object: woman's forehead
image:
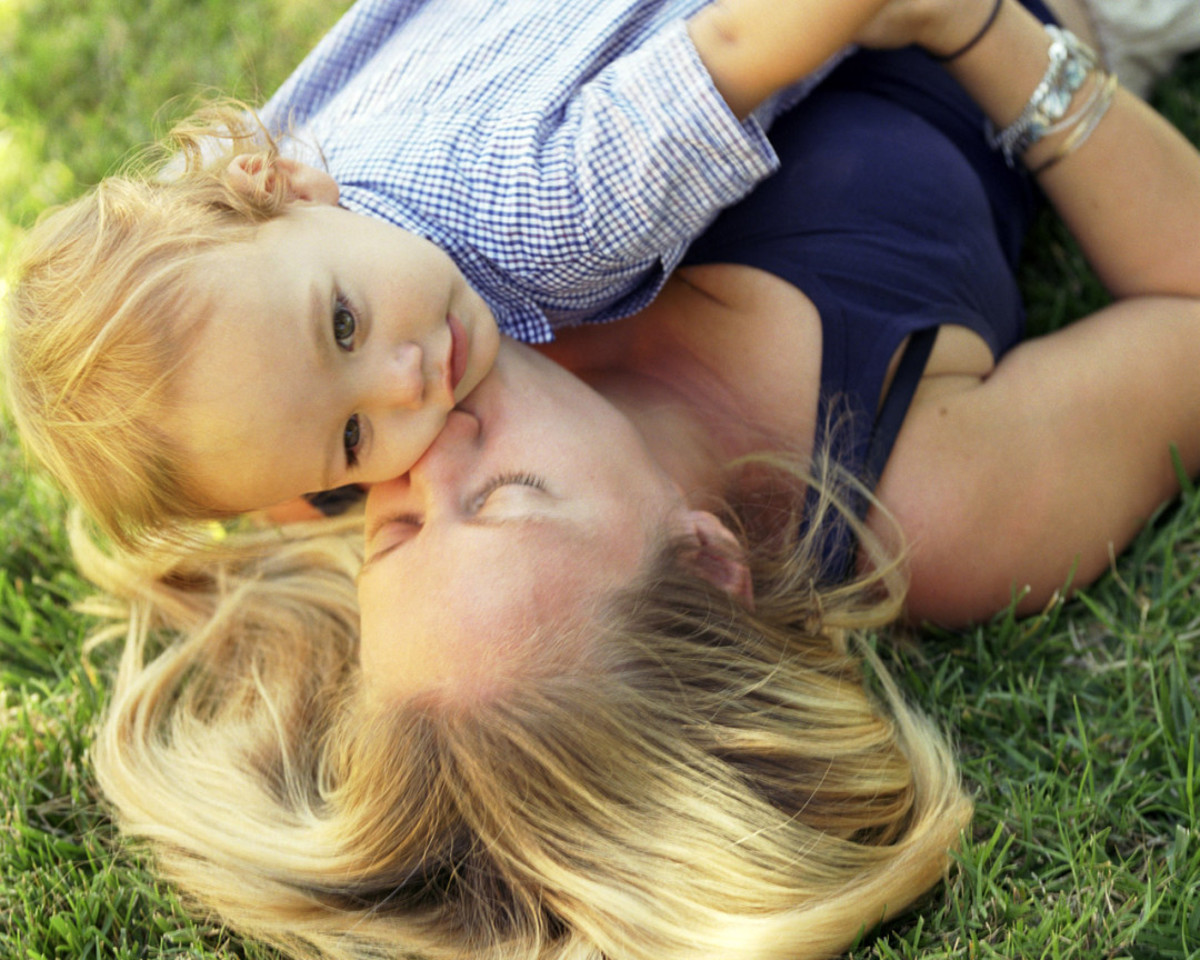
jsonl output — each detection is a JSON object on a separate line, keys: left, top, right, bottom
{"left": 358, "top": 511, "right": 656, "bottom": 701}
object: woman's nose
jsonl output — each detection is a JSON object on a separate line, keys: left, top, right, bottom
{"left": 368, "top": 410, "right": 480, "bottom": 511}
{"left": 364, "top": 342, "right": 425, "bottom": 411}
{"left": 408, "top": 409, "right": 478, "bottom": 479}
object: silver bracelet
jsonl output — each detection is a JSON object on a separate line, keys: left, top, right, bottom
{"left": 986, "top": 25, "right": 1099, "bottom": 167}
{"left": 1029, "top": 70, "right": 1118, "bottom": 175}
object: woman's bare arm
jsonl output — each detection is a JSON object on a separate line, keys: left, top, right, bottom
{"left": 866, "top": 0, "right": 1200, "bottom": 624}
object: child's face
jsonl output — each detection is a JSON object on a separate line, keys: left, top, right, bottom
{"left": 168, "top": 203, "right": 500, "bottom": 513}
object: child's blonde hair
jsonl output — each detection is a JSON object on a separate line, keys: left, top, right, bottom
{"left": 3, "top": 103, "right": 295, "bottom": 549}
{"left": 78, "top": 456, "right": 970, "bottom": 960}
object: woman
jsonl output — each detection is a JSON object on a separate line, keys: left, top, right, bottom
{"left": 80, "top": 0, "right": 1200, "bottom": 957}
{"left": 354, "top": 0, "right": 1200, "bottom": 642}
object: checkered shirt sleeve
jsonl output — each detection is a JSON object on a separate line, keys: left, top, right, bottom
{"left": 263, "top": 0, "right": 840, "bottom": 341}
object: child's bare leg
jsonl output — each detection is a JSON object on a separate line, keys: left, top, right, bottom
{"left": 874, "top": 296, "right": 1200, "bottom": 626}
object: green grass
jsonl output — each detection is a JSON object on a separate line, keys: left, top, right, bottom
{"left": 1, "top": 1, "right": 1199, "bottom": 957}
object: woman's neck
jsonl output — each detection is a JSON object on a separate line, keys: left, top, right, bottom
{"left": 536, "top": 265, "right": 822, "bottom": 500}
{"left": 579, "top": 364, "right": 732, "bottom": 504}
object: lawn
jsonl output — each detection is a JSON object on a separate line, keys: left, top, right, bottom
{"left": 1, "top": 0, "right": 1198, "bottom": 957}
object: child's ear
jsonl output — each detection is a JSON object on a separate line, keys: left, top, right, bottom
{"left": 276, "top": 157, "right": 340, "bottom": 205}
{"left": 226, "top": 155, "right": 339, "bottom": 205}
{"left": 681, "top": 509, "right": 755, "bottom": 610}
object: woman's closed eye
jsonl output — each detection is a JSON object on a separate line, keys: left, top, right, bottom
{"left": 373, "top": 473, "right": 547, "bottom": 537}
{"left": 364, "top": 474, "right": 549, "bottom": 566}
{"left": 471, "top": 472, "right": 548, "bottom": 511}
{"left": 365, "top": 510, "right": 423, "bottom": 561}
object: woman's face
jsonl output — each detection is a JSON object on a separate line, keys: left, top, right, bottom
{"left": 357, "top": 338, "right": 690, "bottom": 701}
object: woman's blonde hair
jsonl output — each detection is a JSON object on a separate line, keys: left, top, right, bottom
{"left": 79, "top": 455, "right": 970, "bottom": 960}
{"left": 3, "top": 102, "right": 296, "bottom": 550}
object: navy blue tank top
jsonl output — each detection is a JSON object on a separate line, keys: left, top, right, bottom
{"left": 312, "top": 1, "right": 1055, "bottom": 525}
{"left": 681, "top": 1, "right": 1055, "bottom": 573}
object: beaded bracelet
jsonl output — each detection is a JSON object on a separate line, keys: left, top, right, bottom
{"left": 1029, "top": 70, "right": 1118, "bottom": 175}
{"left": 985, "top": 25, "right": 1099, "bottom": 167}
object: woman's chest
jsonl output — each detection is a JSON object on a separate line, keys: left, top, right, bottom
{"left": 665, "top": 264, "right": 824, "bottom": 461}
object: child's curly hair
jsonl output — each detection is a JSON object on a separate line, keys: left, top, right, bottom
{"left": 3, "top": 102, "right": 298, "bottom": 549}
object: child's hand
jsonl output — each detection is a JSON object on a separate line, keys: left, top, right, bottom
{"left": 855, "top": 0, "right": 1000, "bottom": 57}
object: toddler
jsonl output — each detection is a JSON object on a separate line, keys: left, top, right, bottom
{"left": 4, "top": 0, "right": 883, "bottom": 546}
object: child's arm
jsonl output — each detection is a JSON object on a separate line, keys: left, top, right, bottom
{"left": 687, "top": 0, "right": 890, "bottom": 118}
{"left": 258, "top": 0, "right": 893, "bottom": 334}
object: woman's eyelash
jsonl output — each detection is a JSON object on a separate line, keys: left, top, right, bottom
{"left": 474, "top": 472, "right": 546, "bottom": 505}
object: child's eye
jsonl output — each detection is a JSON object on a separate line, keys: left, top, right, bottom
{"left": 343, "top": 414, "right": 361, "bottom": 467}
{"left": 333, "top": 296, "right": 356, "bottom": 351}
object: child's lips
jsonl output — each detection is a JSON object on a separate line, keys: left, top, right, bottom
{"left": 447, "top": 314, "right": 468, "bottom": 395}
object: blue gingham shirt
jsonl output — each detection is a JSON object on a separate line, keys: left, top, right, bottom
{"left": 262, "top": 0, "right": 843, "bottom": 342}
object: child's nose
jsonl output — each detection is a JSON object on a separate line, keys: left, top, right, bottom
{"left": 367, "top": 342, "right": 426, "bottom": 411}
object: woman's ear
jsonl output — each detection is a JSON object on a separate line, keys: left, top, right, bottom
{"left": 682, "top": 510, "right": 755, "bottom": 610}
{"left": 225, "top": 155, "right": 340, "bottom": 205}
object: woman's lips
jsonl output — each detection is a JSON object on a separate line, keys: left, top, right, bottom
{"left": 447, "top": 313, "right": 468, "bottom": 394}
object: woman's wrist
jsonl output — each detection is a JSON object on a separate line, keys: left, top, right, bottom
{"left": 936, "top": 4, "right": 1114, "bottom": 174}
{"left": 937, "top": 0, "right": 1080, "bottom": 128}
{"left": 985, "top": 25, "right": 1103, "bottom": 165}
